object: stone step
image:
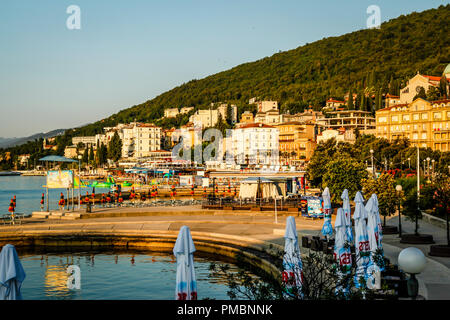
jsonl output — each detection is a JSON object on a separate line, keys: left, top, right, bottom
{"left": 32, "top": 211, "right": 49, "bottom": 219}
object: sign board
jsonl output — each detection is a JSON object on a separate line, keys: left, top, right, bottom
{"left": 47, "top": 170, "right": 74, "bottom": 189}
{"left": 307, "top": 198, "right": 323, "bottom": 218}
{"left": 179, "top": 175, "right": 193, "bottom": 186}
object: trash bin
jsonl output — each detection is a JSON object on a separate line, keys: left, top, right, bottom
{"left": 86, "top": 202, "right": 91, "bottom": 213}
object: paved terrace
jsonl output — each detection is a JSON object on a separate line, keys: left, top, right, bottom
{"left": 1, "top": 206, "right": 449, "bottom": 300}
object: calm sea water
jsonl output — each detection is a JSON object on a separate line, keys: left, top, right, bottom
{"left": 18, "top": 250, "right": 245, "bottom": 300}
{"left": 0, "top": 176, "right": 110, "bottom": 215}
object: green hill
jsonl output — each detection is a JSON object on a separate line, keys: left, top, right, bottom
{"left": 47, "top": 4, "right": 450, "bottom": 137}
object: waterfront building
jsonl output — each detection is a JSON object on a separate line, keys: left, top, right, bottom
{"left": 230, "top": 123, "right": 279, "bottom": 166}
{"left": 18, "top": 154, "right": 31, "bottom": 166}
{"left": 375, "top": 98, "right": 450, "bottom": 151}
{"left": 275, "top": 121, "right": 317, "bottom": 163}
{"left": 317, "top": 110, "right": 376, "bottom": 131}
{"left": 64, "top": 146, "right": 78, "bottom": 159}
{"left": 124, "top": 123, "right": 162, "bottom": 158}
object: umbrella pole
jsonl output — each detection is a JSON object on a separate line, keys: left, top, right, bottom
{"left": 275, "top": 197, "right": 278, "bottom": 224}
{"left": 46, "top": 185, "right": 49, "bottom": 212}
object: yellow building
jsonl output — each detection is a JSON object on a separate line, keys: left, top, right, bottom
{"left": 275, "top": 121, "right": 317, "bottom": 163}
{"left": 375, "top": 98, "right": 450, "bottom": 151}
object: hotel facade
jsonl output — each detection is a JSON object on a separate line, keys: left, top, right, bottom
{"left": 375, "top": 98, "right": 450, "bottom": 151}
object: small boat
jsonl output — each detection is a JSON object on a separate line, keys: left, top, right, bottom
{"left": 0, "top": 171, "right": 22, "bottom": 176}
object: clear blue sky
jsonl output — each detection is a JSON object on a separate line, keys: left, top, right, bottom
{"left": 0, "top": 0, "right": 446, "bottom": 138}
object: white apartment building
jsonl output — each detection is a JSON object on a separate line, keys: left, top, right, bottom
{"left": 164, "top": 108, "right": 180, "bottom": 118}
{"left": 230, "top": 123, "right": 279, "bottom": 166}
{"left": 124, "top": 123, "right": 162, "bottom": 158}
{"left": 72, "top": 122, "right": 161, "bottom": 159}
{"left": 257, "top": 101, "right": 278, "bottom": 113}
{"left": 189, "top": 104, "right": 237, "bottom": 128}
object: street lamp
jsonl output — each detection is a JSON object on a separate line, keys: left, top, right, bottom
{"left": 370, "top": 149, "right": 375, "bottom": 178}
{"left": 398, "top": 247, "right": 426, "bottom": 299}
{"left": 426, "top": 157, "right": 431, "bottom": 183}
{"left": 408, "top": 157, "right": 411, "bottom": 169}
{"left": 396, "top": 184, "right": 403, "bottom": 237}
{"left": 431, "top": 159, "right": 435, "bottom": 183}
{"left": 78, "top": 154, "right": 82, "bottom": 209}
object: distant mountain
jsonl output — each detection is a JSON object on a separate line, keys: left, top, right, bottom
{"left": 0, "top": 129, "right": 67, "bottom": 149}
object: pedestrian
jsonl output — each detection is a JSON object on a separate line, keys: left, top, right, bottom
{"left": 58, "top": 192, "right": 65, "bottom": 211}
{"left": 8, "top": 198, "right": 15, "bottom": 215}
{"left": 106, "top": 192, "right": 112, "bottom": 207}
{"left": 40, "top": 193, "right": 45, "bottom": 211}
{"left": 101, "top": 193, "right": 106, "bottom": 207}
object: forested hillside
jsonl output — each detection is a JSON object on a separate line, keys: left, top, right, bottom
{"left": 70, "top": 4, "right": 449, "bottom": 137}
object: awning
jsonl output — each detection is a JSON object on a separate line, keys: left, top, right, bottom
{"left": 39, "top": 155, "right": 77, "bottom": 163}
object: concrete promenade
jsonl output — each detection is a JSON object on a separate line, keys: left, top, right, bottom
{"left": 2, "top": 206, "right": 449, "bottom": 299}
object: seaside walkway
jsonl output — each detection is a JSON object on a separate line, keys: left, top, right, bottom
{"left": 0, "top": 206, "right": 448, "bottom": 299}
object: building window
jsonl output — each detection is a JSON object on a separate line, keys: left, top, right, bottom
{"left": 433, "top": 112, "right": 442, "bottom": 120}
{"left": 421, "top": 133, "right": 427, "bottom": 139}
{"left": 421, "top": 113, "right": 428, "bottom": 120}
{"left": 413, "top": 114, "right": 419, "bottom": 121}
{"left": 402, "top": 115, "right": 410, "bottom": 121}
{"left": 391, "top": 116, "right": 399, "bottom": 122}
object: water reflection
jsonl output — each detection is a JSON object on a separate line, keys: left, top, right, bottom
{"left": 17, "top": 250, "right": 256, "bottom": 300}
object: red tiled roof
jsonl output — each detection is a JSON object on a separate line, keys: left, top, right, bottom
{"left": 377, "top": 104, "right": 409, "bottom": 112}
{"left": 327, "top": 99, "right": 345, "bottom": 103}
{"left": 431, "top": 99, "right": 450, "bottom": 104}
{"left": 385, "top": 94, "right": 399, "bottom": 98}
{"left": 237, "top": 123, "right": 276, "bottom": 129}
{"left": 423, "top": 75, "right": 450, "bottom": 82}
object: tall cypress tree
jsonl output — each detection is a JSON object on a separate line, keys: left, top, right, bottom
{"left": 374, "top": 88, "right": 381, "bottom": 111}
{"left": 347, "top": 88, "right": 354, "bottom": 110}
{"left": 82, "top": 147, "right": 89, "bottom": 164}
{"left": 89, "top": 145, "right": 94, "bottom": 163}
{"left": 440, "top": 75, "right": 448, "bottom": 98}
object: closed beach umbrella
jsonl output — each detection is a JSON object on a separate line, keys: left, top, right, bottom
{"left": 365, "top": 194, "right": 384, "bottom": 272}
{"left": 341, "top": 189, "right": 353, "bottom": 243}
{"left": 334, "top": 208, "right": 352, "bottom": 295}
{"left": 352, "top": 191, "right": 370, "bottom": 287}
{"left": 321, "top": 187, "right": 333, "bottom": 239}
{"left": 282, "top": 216, "right": 303, "bottom": 298}
{"left": 173, "top": 226, "right": 197, "bottom": 300}
{"left": 0, "top": 244, "right": 26, "bottom": 300}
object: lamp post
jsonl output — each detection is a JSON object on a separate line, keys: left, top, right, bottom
{"left": 78, "top": 155, "right": 82, "bottom": 209}
{"left": 431, "top": 159, "right": 435, "bottom": 183}
{"left": 408, "top": 157, "right": 411, "bottom": 169}
{"left": 370, "top": 149, "right": 375, "bottom": 178}
{"left": 398, "top": 247, "right": 426, "bottom": 299}
{"left": 426, "top": 157, "right": 430, "bottom": 183}
{"left": 396, "top": 184, "right": 403, "bottom": 237}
